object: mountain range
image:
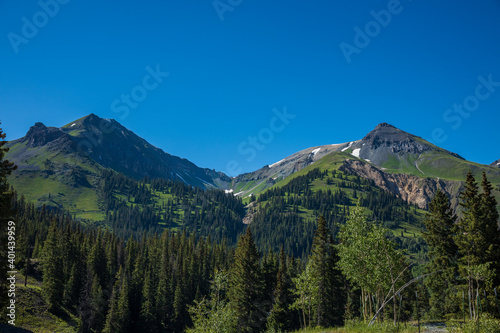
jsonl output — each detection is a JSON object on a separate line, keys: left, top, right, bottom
{"left": 5, "top": 114, "right": 500, "bottom": 220}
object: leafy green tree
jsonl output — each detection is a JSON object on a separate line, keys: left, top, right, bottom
{"left": 337, "top": 206, "right": 406, "bottom": 324}
{"left": 422, "top": 190, "right": 458, "bottom": 318}
{"left": 187, "top": 269, "right": 237, "bottom": 333}
{"left": 228, "top": 227, "right": 266, "bottom": 332}
{"left": 290, "top": 261, "right": 318, "bottom": 329}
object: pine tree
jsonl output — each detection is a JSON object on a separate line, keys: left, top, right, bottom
{"left": 422, "top": 190, "right": 458, "bottom": 318}
{"left": 173, "top": 280, "right": 187, "bottom": 332}
{"left": 455, "top": 172, "right": 482, "bottom": 264}
{"left": 0, "top": 123, "right": 17, "bottom": 320}
{"left": 266, "top": 246, "right": 294, "bottom": 332}
{"left": 89, "top": 272, "right": 108, "bottom": 332}
{"left": 42, "top": 220, "right": 64, "bottom": 313}
{"left": 229, "top": 227, "right": 266, "bottom": 332}
{"left": 454, "top": 171, "right": 493, "bottom": 318}
{"left": 139, "top": 269, "right": 158, "bottom": 332}
{"left": 309, "top": 216, "right": 344, "bottom": 327}
{"left": 479, "top": 172, "right": 500, "bottom": 285}
{"left": 104, "top": 266, "right": 130, "bottom": 333}
{"left": 156, "top": 252, "right": 172, "bottom": 330}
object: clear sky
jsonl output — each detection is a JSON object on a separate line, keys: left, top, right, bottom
{"left": 1, "top": 0, "right": 499, "bottom": 176}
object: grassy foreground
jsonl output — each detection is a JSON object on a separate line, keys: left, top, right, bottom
{"left": 9, "top": 273, "right": 79, "bottom": 333}
{"left": 290, "top": 320, "right": 419, "bottom": 333}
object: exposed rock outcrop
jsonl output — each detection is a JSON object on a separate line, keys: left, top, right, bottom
{"left": 339, "top": 159, "right": 463, "bottom": 210}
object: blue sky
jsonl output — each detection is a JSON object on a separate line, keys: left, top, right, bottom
{"left": 1, "top": 0, "right": 499, "bottom": 176}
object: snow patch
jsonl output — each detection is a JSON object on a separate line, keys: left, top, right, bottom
{"left": 341, "top": 142, "right": 353, "bottom": 152}
{"left": 176, "top": 173, "right": 187, "bottom": 183}
{"left": 70, "top": 123, "right": 76, "bottom": 127}
{"left": 104, "top": 118, "right": 111, "bottom": 122}
{"left": 311, "top": 148, "right": 321, "bottom": 155}
{"left": 225, "top": 189, "right": 234, "bottom": 194}
{"left": 234, "top": 191, "right": 244, "bottom": 196}
{"left": 269, "top": 158, "right": 285, "bottom": 168}
{"left": 365, "top": 159, "right": 371, "bottom": 162}
{"left": 497, "top": 162, "right": 500, "bottom": 166}
{"left": 196, "top": 177, "right": 210, "bottom": 185}
{"left": 351, "top": 148, "right": 361, "bottom": 158}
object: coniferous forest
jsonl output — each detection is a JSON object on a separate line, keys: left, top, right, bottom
{"left": 1, "top": 125, "right": 500, "bottom": 332}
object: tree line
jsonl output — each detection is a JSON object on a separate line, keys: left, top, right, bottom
{"left": 2, "top": 123, "right": 500, "bottom": 332}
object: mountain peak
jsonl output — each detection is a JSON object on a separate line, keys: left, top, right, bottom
{"left": 375, "top": 122, "right": 397, "bottom": 129}
{"left": 362, "top": 122, "right": 410, "bottom": 148}
{"left": 23, "top": 122, "right": 67, "bottom": 148}
{"left": 61, "top": 113, "right": 116, "bottom": 132}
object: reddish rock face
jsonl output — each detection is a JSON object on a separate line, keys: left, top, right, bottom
{"left": 339, "top": 159, "right": 463, "bottom": 210}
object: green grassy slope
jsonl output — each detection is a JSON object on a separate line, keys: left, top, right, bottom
{"left": 6, "top": 140, "right": 105, "bottom": 220}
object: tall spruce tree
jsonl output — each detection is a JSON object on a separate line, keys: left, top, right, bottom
{"left": 423, "top": 190, "right": 458, "bottom": 318}
{"left": 0, "top": 123, "right": 16, "bottom": 320}
{"left": 104, "top": 266, "right": 131, "bottom": 333}
{"left": 455, "top": 172, "right": 482, "bottom": 265}
{"left": 228, "top": 227, "right": 266, "bottom": 333}
{"left": 42, "top": 220, "right": 64, "bottom": 312}
{"left": 309, "top": 216, "right": 345, "bottom": 327}
{"left": 454, "top": 171, "right": 493, "bottom": 318}
{"left": 266, "top": 246, "right": 294, "bottom": 332}
{"left": 479, "top": 172, "right": 500, "bottom": 286}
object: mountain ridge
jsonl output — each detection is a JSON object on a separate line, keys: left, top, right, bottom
{"left": 5, "top": 115, "right": 500, "bottom": 218}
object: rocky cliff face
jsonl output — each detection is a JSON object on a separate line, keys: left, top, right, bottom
{"left": 23, "top": 122, "right": 74, "bottom": 150}
{"left": 352, "top": 122, "right": 464, "bottom": 166}
{"left": 492, "top": 159, "right": 500, "bottom": 168}
{"left": 339, "top": 159, "right": 463, "bottom": 210}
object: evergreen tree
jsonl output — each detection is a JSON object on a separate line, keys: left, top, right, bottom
{"left": 308, "top": 216, "right": 345, "bottom": 327}
{"left": 0, "top": 123, "right": 16, "bottom": 320}
{"left": 229, "top": 227, "right": 266, "bottom": 332}
{"left": 42, "top": 220, "right": 64, "bottom": 312}
{"left": 422, "top": 190, "right": 458, "bottom": 318}
{"left": 454, "top": 171, "right": 497, "bottom": 318}
{"left": 104, "top": 266, "right": 130, "bottom": 333}
{"left": 173, "top": 280, "right": 187, "bottom": 332}
{"left": 139, "top": 269, "right": 158, "bottom": 332}
{"left": 479, "top": 172, "right": 500, "bottom": 286}
{"left": 156, "top": 252, "right": 172, "bottom": 330}
{"left": 266, "top": 246, "right": 294, "bottom": 332}
{"left": 455, "top": 172, "right": 482, "bottom": 265}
